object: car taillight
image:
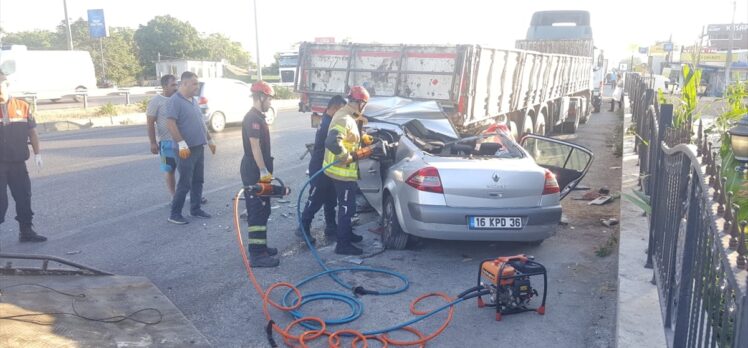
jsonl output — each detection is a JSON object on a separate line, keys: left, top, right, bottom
{"left": 406, "top": 167, "right": 444, "bottom": 193}
{"left": 543, "top": 170, "right": 560, "bottom": 195}
{"left": 199, "top": 97, "right": 208, "bottom": 105}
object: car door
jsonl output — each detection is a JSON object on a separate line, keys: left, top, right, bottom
{"left": 520, "top": 134, "right": 593, "bottom": 200}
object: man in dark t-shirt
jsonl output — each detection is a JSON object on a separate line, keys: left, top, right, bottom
{"left": 241, "top": 81, "right": 279, "bottom": 268}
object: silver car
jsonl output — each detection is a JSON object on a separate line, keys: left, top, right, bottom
{"left": 358, "top": 97, "right": 593, "bottom": 249}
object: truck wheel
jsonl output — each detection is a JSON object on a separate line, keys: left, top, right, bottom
{"left": 563, "top": 119, "right": 578, "bottom": 134}
{"left": 535, "top": 112, "right": 547, "bottom": 135}
{"left": 209, "top": 112, "right": 226, "bottom": 132}
{"left": 522, "top": 115, "right": 534, "bottom": 138}
{"left": 383, "top": 195, "right": 408, "bottom": 250}
{"left": 508, "top": 121, "right": 519, "bottom": 140}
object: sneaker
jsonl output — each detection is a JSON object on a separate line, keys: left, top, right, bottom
{"left": 335, "top": 242, "right": 363, "bottom": 255}
{"left": 168, "top": 215, "right": 189, "bottom": 225}
{"left": 266, "top": 247, "right": 278, "bottom": 256}
{"left": 350, "top": 232, "right": 363, "bottom": 243}
{"left": 249, "top": 252, "right": 280, "bottom": 268}
{"left": 191, "top": 209, "right": 212, "bottom": 219}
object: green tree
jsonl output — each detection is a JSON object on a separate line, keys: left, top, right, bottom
{"left": 134, "top": 16, "right": 203, "bottom": 77}
{"left": 1, "top": 29, "right": 58, "bottom": 49}
{"left": 53, "top": 18, "right": 141, "bottom": 86}
{"left": 196, "top": 33, "right": 252, "bottom": 67}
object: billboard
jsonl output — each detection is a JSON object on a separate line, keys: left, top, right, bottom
{"left": 87, "top": 9, "right": 108, "bottom": 39}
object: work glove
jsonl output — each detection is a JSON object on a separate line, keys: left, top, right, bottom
{"left": 208, "top": 139, "right": 216, "bottom": 155}
{"left": 260, "top": 168, "right": 273, "bottom": 183}
{"left": 178, "top": 141, "right": 191, "bottom": 159}
{"left": 361, "top": 134, "right": 374, "bottom": 146}
{"left": 150, "top": 142, "right": 159, "bottom": 155}
{"left": 34, "top": 154, "right": 43, "bottom": 170}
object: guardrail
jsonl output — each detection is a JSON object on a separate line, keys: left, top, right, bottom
{"left": 625, "top": 72, "right": 748, "bottom": 347}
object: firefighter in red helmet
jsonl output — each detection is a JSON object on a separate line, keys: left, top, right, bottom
{"left": 242, "top": 81, "right": 280, "bottom": 267}
{"left": 322, "top": 85, "right": 372, "bottom": 255}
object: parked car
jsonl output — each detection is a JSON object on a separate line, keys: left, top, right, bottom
{"left": 357, "top": 97, "right": 593, "bottom": 249}
{"left": 197, "top": 78, "right": 276, "bottom": 132}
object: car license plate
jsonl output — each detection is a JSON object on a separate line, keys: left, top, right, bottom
{"left": 468, "top": 216, "right": 523, "bottom": 229}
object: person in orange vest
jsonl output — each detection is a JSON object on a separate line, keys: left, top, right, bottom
{"left": 0, "top": 71, "right": 46, "bottom": 242}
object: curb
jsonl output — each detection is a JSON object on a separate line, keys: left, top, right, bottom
{"left": 616, "top": 103, "right": 667, "bottom": 348}
{"left": 36, "top": 100, "right": 301, "bottom": 135}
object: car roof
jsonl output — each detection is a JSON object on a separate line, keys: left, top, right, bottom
{"left": 364, "top": 97, "right": 459, "bottom": 139}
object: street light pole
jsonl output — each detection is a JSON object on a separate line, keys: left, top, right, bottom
{"left": 63, "top": 0, "right": 74, "bottom": 50}
{"left": 725, "top": 0, "right": 736, "bottom": 89}
{"left": 253, "top": 0, "right": 262, "bottom": 81}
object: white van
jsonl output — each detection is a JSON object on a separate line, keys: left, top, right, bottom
{"left": 0, "top": 45, "right": 97, "bottom": 102}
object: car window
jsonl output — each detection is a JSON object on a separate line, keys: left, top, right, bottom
{"left": 523, "top": 137, "right": 571, "bottom": 167}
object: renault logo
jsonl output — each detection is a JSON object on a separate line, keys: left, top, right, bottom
{"left": 492, "top": 173, "right": 500, "bottom": 183}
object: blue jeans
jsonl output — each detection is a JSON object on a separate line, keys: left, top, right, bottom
{"left": 171, "top": 145, "right": 204, "bottom": 217}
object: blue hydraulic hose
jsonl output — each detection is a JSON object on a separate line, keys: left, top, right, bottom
{"left": 283, "top": 160, "right": 479, "bottom": 335}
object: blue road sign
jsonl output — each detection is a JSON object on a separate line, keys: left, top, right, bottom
{"left": 87, "top": 9, "right": 108, "bottom": 39}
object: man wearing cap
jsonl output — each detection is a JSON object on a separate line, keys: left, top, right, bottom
{"left": 0, "top": 71, "right": 46, "bottom": 242}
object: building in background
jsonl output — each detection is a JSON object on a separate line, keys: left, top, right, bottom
{"left": 155, "top": 60, "right": 223, "bottom": 80}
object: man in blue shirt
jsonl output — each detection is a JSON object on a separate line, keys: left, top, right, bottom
{"left": 297, "top": 96, "right": 346, "bottom": 244}
{"left": 165, "top": 71, "right": 216, "bottom": 224}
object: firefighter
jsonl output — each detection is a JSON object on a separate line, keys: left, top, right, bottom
{"left": 297, "top": 95, "right": 347, "bottom": 245}
{"left": 241, "top": 81, "right": 279, "bottom": 267}
{"left": 0, "top": 71, "right": 46, "bottom": 242}
{"left": 323, "top": 86, "right": 372, "bottom": 255}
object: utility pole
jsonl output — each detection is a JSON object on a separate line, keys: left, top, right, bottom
{"left": 253, "top": 0, "right": 262, "bottom": 80}
{"left": 63, "top": 0, "right": 74, "bottom": 50}
{"left": 725, "top": 0, "right": 736, "bottom": 89}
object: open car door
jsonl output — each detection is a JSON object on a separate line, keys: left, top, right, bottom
{"left": 520, "top": 135, "right": 594, "bottom": 200}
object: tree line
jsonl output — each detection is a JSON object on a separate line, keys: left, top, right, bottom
{"left": 1, "top": 15, "right": 253, "bottom": 86}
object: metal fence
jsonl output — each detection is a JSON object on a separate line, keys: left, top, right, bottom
{"left": 625, "top": 72, "right": 748, "bottom": 348}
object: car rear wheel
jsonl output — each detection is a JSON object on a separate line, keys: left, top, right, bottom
{"left": 73, "top": 86, "right": 87, "bottom": 103}
{"left": 209, "top": 111, "right": 226, "bottom": 132}
{"left": 383, "top": 195, "right": 408, "bottom": 250}
{"left": 266, "top": 106, "right": 276, "bottom": 125}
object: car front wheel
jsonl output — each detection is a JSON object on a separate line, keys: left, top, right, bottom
{"left": 382, "top": 195, "right": 408, "bottom": 250}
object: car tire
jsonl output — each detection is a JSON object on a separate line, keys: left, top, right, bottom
{"left": 209, "top": 111, "right": 226, "bottom": 132}
{"left": 382, "top": 195, "right": 408, "bottom": 250}
{"left": 266, "top": 106, "right": 276, "bottom": 125}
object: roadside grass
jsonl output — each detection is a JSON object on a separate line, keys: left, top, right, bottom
{"left": 595, "top": 234, "right": 618, "bottom": 257}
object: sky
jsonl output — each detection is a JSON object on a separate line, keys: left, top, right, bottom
{"left": 1, "top": 0, "right": 747, "bottom": 66}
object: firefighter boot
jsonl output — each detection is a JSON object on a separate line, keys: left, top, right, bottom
{"left": 249, "top": 250, "right": 280, "bottom": 268}
{"left": 19, "top": 224, "right": 47, "bottom": 243}
{"left": 334, "top": 242, "right": 363, "bottom": 256}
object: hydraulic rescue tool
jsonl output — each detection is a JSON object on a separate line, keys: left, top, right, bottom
{"left": 244, "top": 178, "right": 291, "bottom": 198}
{"left": 475, "top": 254, "right": 547, "bottom": 321}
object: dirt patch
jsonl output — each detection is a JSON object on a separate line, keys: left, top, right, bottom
{"left": 557, "top": 108, "right": 623, "bottom": 347}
